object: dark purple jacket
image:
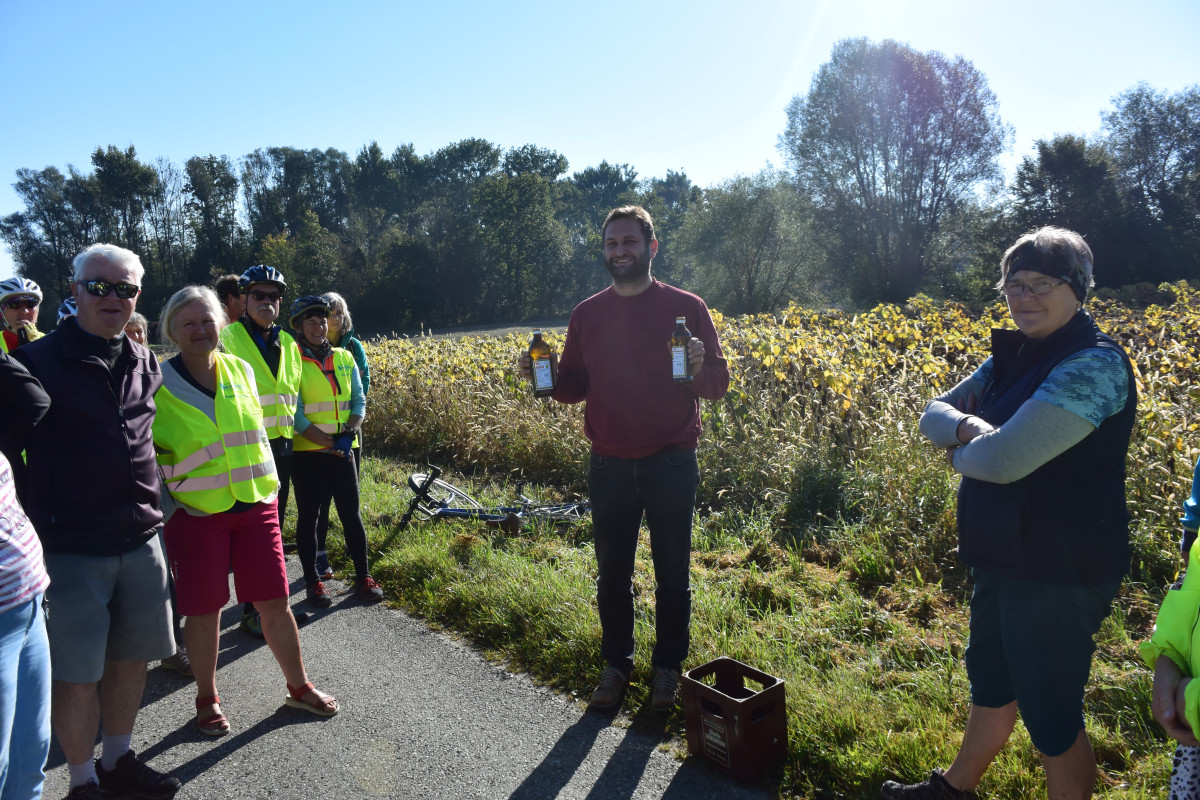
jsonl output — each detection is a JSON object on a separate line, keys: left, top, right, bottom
{"left": 13, "top": 318, "right": 163, "bottom": 555}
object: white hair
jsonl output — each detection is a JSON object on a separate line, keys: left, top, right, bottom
{"left": 72, "top": 243, "right": 146, "bottom": 284}
{"left": 322, "top": 291, "right": 354, "bottom": 336}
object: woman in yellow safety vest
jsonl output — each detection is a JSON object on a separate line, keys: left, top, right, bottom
{"left": 153, "top": 286, "right": 338, "bottom": 737}
{"left": 288, "top": 295, "right": 383, "bottom": 608}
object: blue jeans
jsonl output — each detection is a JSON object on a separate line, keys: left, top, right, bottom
{"left": 589, "top": 448, "right": 699, "bottom": 674}
{"left": 0, "top": 595, "right": 50, "bottom": 800}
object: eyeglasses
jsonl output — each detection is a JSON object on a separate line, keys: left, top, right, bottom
{"left": 3, "top": 298, "right": 38, "bottom": 310}
{"left": 84, "top": 280, "right": 140, "bottom": 299}
{"left": 1001, "top": 279, "right": 1065, "bottom": 298}
{"left": 249, "top": 290, "right": 281, "bottom": 303}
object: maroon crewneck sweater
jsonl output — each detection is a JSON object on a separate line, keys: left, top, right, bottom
{"left": 553, "top": 280, "right": 729, "bottom": 458}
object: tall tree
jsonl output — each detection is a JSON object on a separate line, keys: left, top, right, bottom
{"left": 639, "top": 170, "right": 700, "bottom": 287}
{"left": 91, "top": 145, "right": 159, "bottom": 251}
{"left": 677, "top": 170, "right": 819, "bottom": 313}
{"left": 474, "top": 172, "right": 572, "bottom": 321}
{"left": 185, "top": 155, "right": 242, "bottom": 278}
{"left": 1102, "top": 83, "right": 1200, "bottom": 280}
{"left": 1008, "top": 136, "right": 1138, "bottom": 281}
{"left": 144, "top": 157, "right": 192, "bottom": 297}
{"left": 780, "top": 38, "right": 1011, "bottom": 304}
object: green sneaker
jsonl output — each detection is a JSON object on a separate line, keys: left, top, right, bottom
{"left": 239, "top": 608, "right": 263, "bottom": 638}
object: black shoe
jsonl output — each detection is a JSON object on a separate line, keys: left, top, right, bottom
{"left": 306, "top": 580, "right": 333, "bottom": 608}
{"left": 63, "top": 780, "right": 106, "bottom": 799}
{"left": 355, "top": 575, "right": 384, "bottom": 601}
{"left": 96, "top": 750, "right": 181, "bottom": 800}
{"left": 880, "top": 769, "right": 978, "bottom": 799}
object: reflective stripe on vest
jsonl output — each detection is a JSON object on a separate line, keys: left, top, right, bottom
{"left": 294, "top": 348, "right": 355, "bottom": 453}
{"left": 219, "top": 323, "right": 302, "bottom": 441}
{"left": 152, "top": 353, "right": 279, "bottom": 513}
{"left": 166, "top": 460, "right": 276, "bottom": 494}
{"left": 158, "top": 429, "right": 271, "bottom": 480}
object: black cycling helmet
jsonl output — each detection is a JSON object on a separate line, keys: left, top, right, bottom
{"left": 238, "top": 265, "right": 287, "bottom": 293}
{"left": 288, "top": 295, "right": 331, "bottom": 331}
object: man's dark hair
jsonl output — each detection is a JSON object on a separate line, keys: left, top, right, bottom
{"left": 602, "top": 206, "right": 655, "bottom": 245}
{"left": 214, "top": 274, "right": 241, "bottom": 302}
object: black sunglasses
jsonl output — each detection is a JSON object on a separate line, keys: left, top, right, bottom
{"left": 3, "top": 298, "right": 38, "bottom": 310}
{"left": 249, "top": 289, "right": 282, "bottom": 303}
{"left": 84, "top": 280, "right": 140, "bottom": 299}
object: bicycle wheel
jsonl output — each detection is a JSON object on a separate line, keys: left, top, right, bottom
{"left": 407, "top": 473, "right": 484, "bottom": 520}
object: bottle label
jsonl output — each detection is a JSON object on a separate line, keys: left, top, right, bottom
{"left": 671, "top": 346, "right": 688, "bottom": 379}
{"left": 533, "top": 359, "right": 554, "bottom": 391}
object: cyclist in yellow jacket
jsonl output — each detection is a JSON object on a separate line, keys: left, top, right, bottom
{"left": 218, "top": 265, "right": 301, "bottom": 639}
{"left": 154, "top": 286, "right": 337, "bottom": 735}
{"left": 1144, "top": 452, "right": 1200, "bottom": 798}
{"left": 288, "top": 295, "right": 382, "bottom": 607}
{"left": 0, "top": 277, "right": 45, "bottom": 353}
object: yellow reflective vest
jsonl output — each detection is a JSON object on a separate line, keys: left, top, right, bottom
{"left": 153, "top": 353, "right": 279, "bottom": 514}
{"left": 294, "top": 348, "right": 355, "bottom": 453}
{"left": 1, "top": 325, "right": 43, "bottom": 353}
{"left": 1142, "top": 537, "right": 1200, "bottom": 738}
{"left": 219, "top": 322, "right": 302, "bottom": 440}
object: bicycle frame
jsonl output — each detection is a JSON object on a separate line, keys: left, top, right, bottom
{"left": 398, "top": 465, "right": 589, "bottom": 532}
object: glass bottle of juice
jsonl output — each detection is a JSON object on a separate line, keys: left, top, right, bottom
{"left": 529, "top": 330, "right": 556, "bottom": 397}
{"left": 670, "top": 316, "right": 692, "bottom": 383}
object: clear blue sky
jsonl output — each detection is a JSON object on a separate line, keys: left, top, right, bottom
{"left": 2, "top": 0, "right": 1197, "bottom": 280}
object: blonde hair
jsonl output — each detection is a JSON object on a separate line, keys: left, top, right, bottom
{"left": 159, "top": 286, "right": 224, "bottom": 347}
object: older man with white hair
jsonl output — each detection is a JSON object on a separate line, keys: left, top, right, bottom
{"left": 14, "top": 244, "right": 180, "bottom": 800}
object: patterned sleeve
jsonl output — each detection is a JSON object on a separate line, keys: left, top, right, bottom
{"left": 1031, "top": 347, "right": 1129, "bottom": 427}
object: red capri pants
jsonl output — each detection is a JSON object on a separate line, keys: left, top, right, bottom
{"left": 162, "top": 500, "right": 290, "bottom": 616}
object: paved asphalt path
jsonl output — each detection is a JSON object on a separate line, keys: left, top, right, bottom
{"left": 42, "top": 556, "right": 776, "bottom": 800}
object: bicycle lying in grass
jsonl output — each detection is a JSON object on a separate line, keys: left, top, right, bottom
{"left": 398, "top": 464, "right": 590, "bottom": 533}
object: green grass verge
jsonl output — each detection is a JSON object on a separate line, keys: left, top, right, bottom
{"left": 298, "top": 455, "right": 1175, "bottom": 799}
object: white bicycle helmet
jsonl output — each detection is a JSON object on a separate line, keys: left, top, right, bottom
{"left": 0, "top": 277, "right": 43, "bottom": 305}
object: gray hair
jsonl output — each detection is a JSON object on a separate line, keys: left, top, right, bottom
{"left": 125, "top": 311, "right": 148, "bottom": 331}
{"left": 996, "top": 226, "right": 1095, "bottom": 302}
{"left": 72, "top": 243, "right": 146, "bottom": 284}
{"left": 322, "top": 291, "right": 353, "bottom": 336}
{"left": 159, "top": 285, "right": 224, "bottom": 348}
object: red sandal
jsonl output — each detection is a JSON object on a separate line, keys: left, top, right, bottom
{"left": 195, "top": 694, "right": 230, "bottom": 736}
{"left": 285, "top": 682, "right": 339, "bottom": 717}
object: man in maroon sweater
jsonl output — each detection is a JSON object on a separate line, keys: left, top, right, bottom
{"left": 521, "top": 205, "right": 729, "bottom": 713}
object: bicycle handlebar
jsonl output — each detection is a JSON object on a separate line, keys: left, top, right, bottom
{"left": 398, "top": 464, "right": 442, "bottom": 530}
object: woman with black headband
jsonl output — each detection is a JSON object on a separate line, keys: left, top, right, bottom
{"left": 882, "top": 227, "right": 1136, "bottom": 800}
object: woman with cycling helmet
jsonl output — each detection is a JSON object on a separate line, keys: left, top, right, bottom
{"left": 0, "top": 277, "right": 45, "bottom": 352}
{"left": 313, "top": 292, "right": 370, "bottom": 580}
{"left": 153, "top": 285, "right": 337, "bottom": 735}
{"left": 288, "top": 295, "right": 382, "bottom": 607}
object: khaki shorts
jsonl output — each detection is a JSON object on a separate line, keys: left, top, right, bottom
{"left": 43, "top": 536, "right": 175, "bottom": 684}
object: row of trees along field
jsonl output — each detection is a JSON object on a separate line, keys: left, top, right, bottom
{"left": 3, "top": 38, "right": 1198, "bottom": 333}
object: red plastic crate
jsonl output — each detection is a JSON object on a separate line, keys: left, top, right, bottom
{"left": 681, "top": 656, "right": 787, "bottom": 782}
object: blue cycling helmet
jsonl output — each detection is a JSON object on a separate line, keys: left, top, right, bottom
{"left": 238, "top": 265, "right": 287, "bottom": 293}
{"left": 288, "top": 295, "right": 331, "bottom": 331}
